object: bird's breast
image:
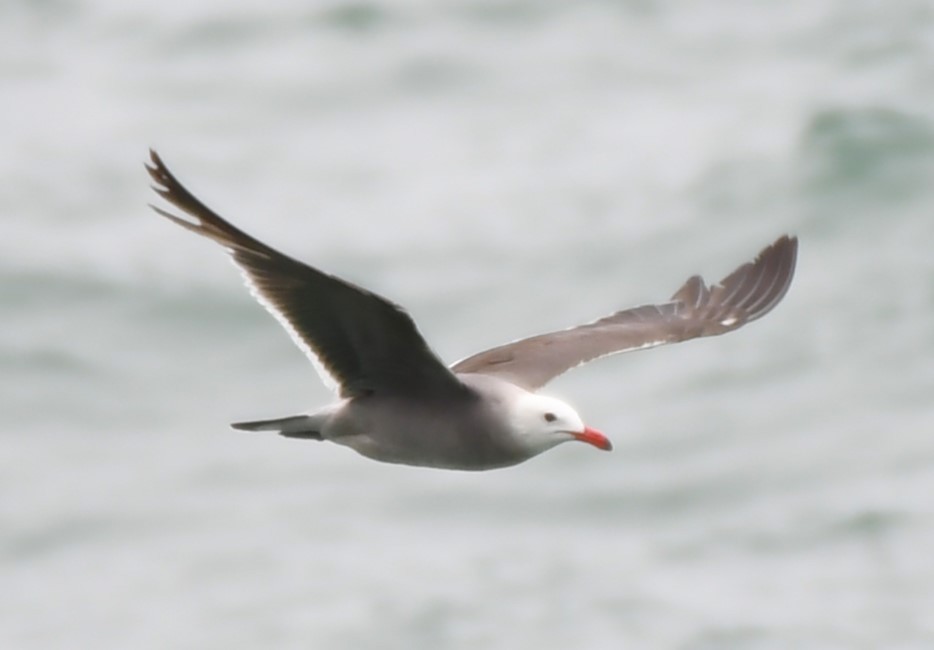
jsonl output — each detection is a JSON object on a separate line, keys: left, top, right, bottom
{"left": 325, "top": 394, "right": 527, "bottom": 470}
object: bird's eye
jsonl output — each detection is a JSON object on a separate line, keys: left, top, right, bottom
{"left": 543, "top": 412, "right": 557, "bottom": 423}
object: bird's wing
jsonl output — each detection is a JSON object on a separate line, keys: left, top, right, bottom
{"left": 146, "top": 150, "right": 469, "bottom": 400}
{"left": 452, "top": 235, "right": 798, "bottom": 391}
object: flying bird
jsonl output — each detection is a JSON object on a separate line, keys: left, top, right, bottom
{"left": 146, "top": 150, "right": 797, "bottom": 470}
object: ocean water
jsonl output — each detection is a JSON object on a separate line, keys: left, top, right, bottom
{"left": 3, "top": 1, "right": 934, "bottom": 648}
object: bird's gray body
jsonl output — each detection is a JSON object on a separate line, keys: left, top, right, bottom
{"left": 146, "top": 150, "right": 798, "bottom": 471}
{"left": 236, "top": 373, "right": 531, "bottom": 470}
{"left": 285, "top": 374, "right": 533, "bottom": 470}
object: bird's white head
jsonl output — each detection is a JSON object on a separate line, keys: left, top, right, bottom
{"left": 508, "top": 393, "right": 612, "bottom": 457}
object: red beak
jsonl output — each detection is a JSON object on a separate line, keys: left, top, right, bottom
{"left": 573, "top": 426, "right": 612, "bottom": 451}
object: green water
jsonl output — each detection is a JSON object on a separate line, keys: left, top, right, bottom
{"left": 3, "top": 1, "right": 934, "bottom": 648}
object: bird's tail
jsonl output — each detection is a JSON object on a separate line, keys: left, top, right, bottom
{"left": 231, "top": 415, "right": 323, "bottom": 440}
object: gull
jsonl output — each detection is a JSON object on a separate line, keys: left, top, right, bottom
{"left": 146, "top": 150, "right": 797, "bottom": 470}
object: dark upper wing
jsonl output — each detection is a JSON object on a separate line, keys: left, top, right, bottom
{"left": 452, "top": 235, "right": 798, "bottom": 390}
{"left": 146, "top": 150, "right": 469, "bottom": 400}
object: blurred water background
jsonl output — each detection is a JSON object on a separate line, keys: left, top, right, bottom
{"left": 3, "top": 1, "right": 934, "bottom": 648}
